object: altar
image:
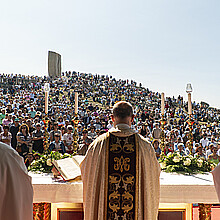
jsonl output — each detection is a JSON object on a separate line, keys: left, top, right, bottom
{"left": 31, "top": 172, "right": 219, "bottom": 220}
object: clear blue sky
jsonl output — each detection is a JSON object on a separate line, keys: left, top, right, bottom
{"left": 1, "top": 0, "right": 220, "bottom": 108}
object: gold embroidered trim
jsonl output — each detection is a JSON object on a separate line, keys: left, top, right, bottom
{"left": 106, "top": 134, "right": 137, "bottom": 219}
{"left": 104, "top": 132, "right": 110, "bottom": 220}
{"left": 135, "top": 133, "right": 139, "bottom": 220}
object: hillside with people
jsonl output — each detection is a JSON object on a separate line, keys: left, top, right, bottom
{"left": 0, "top": 71, "right": 219, "bottom": 169}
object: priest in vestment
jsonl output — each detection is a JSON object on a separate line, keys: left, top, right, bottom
{"left": 80, "top": 101, "right": 161, "bottom": 220}
{"left": 212, "top": 163, "right": 220, "bottom": 202}
{"left": 0, "top": 142, "right": 33, "bottom": 220}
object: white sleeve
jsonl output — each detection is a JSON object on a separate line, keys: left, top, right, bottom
{"left": 0, "top": 146, "right": 33, "bottom": 220}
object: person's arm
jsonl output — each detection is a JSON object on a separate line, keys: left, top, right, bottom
{"left": 17, "top": 135, "right": 26, "bottom": 145}
{"left": 2, "top": 135, "right": 11, "bottom": 144}
{"left": 32, "top": 132, "right": 43, "bottom": 141}
{"left": 32, "top": 132, "right": 39, "bottom": 141}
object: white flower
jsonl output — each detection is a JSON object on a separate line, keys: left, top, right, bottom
{"left": 183, "top": 158, "right": 191, "bottom": 166}
{"left": 46, "top": 159, "right": 53, "bottom": 166}
{"left": 160, "top": 162, "right": 166, "bottom": 169}
{"left": 167, "top": 152, "right": 172, "bottom": 157}
{"left": 31, "top": 160, "right": 36, "bottom": 165}
{"left": 173, "top": 156, "right": 180, "bottom": 163}
{"left": 197, "top": 159, "right": 203, "bottom": 168}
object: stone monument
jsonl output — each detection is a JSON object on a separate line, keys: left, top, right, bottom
{"left": 48, "top": 51, "right": 61, "bottom": 78}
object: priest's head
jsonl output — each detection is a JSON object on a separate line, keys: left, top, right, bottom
{"left": 111, "top": 101, "right": 134, "bottom": 127}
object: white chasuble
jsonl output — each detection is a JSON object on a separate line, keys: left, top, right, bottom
{"left": 0, "top": 142, "right": 33, "bottom": 220}
{"left": 212, "top": 163, "right": 220, "bottom": 202}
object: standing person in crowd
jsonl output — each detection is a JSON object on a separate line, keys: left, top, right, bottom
{"left": 32, "top": 123, "right": 44, "bottom": 153}
{"left": 9, "top": 118, "right": 20, "bottom": 149}
{"left": 0, "top": 125, "right": 12, "bottom": 147}
{"left": 152, "top": 123, "right": 162, "bottom": 140}
{"left": 16, "top": 124, "right": 31, "bottom": 158}
{"left": 80, "top": 101, "right": 161, "bottom": 220}
{"left": 139, "top": 123, "right": 151, "bottom": 139}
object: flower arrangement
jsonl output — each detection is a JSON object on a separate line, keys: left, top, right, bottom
{"left": 159, "top": 152, "right": 217, "bottom": 174}
{"left": 28, "top": 151, "right": 72, "bottom": 173}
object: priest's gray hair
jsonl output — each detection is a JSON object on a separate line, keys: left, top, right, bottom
{"left": 112, "top": 101, "right": 133, "bottom": 119}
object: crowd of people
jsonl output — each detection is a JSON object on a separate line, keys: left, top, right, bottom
{"left": 0, "top": 71, "right": 220, "bottom": 167}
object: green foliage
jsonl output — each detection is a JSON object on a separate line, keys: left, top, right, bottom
{"left": 159, "top": 152, "right": 217, "bottom": 175}
{"left": 28, "top": 151, "right": 72, "bottom": 173}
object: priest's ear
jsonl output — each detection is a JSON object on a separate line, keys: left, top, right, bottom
{"left": 110, "top": 114, "right": 134, "bottom": 124}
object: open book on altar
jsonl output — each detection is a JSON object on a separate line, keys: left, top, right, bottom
{"left": 52, "top": 155, "right": 85, "bottom": 181}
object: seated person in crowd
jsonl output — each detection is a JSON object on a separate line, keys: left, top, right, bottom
{"left": 49, "top": 133, "right": 66, "bottom": 154}
{"left": 49, "top": 122, "right": 61, "bottom": 142}
{"left": 174, "top": 137, "right": 184, "bottom": 151}
{"left": 208, "top": 146, "right": 220, "bottom": 164}
{"left": 153, "top": 139, "right": 161, "bottom": 159}
{"left": 25, "top": 153, "right": 34, "bottom": 168}
{"left": 77, "top": 129, "right": 92, "bottom": 155}
{"left": 63, "top": 125, "right": 74, "bottom": 152}
{"left": 176, "top": 143, "right": 187, "bottom": 156}
{"left": 206, "top": 143, "right": 215, "bottom": 160}
{"left": 194, "top": 144, "right": 206, "bottom": 159}
{"left": 16, "top": 124, "right": 32, "bottom": 158}
{"left": 87, "top": 126, "right": 97, "bottom": 140}
{"left": 164, "top": 142, "right": 174, "bottom": 155}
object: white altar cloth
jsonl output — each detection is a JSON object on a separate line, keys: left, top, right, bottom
{"left": 31, "top": 172, "right": 219, "bottom": 204}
